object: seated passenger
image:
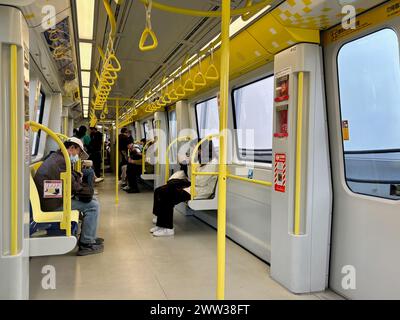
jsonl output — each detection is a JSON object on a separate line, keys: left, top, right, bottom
{"left": 33, "top": 137, "right": 104, "bottom": 256}
{"left": 151, "top": 139, "right": 218, "bottom": 237}
{"left": 142, "top": 138, "right": 155, "bottom": 174}
{"left": 124, "top": 142, "right": 143, "bottom": 193}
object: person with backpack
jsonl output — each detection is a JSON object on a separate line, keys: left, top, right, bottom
{"left": 33, "top": 137, "right": 104, "bottom": 256}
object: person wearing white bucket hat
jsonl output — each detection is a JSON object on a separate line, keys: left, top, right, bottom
{"left": 33, "top": 137, "right": 104, "bottom": 256}
{"left": 65, "top": 137, "right": 89, "bottom": 161}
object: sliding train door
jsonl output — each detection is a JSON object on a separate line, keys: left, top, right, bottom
{"left": 324, "top": 3, "right": 400, "bottom": 299}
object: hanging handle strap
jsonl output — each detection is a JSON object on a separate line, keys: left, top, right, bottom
{"left": 205, "top": 47, "right": 219, "bottom": 80}
{"left": 139, "top": 0, "right": 159, "bottom": 51}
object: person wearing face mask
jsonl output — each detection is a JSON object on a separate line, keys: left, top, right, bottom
{"left": 33, "top": 137, "right": 104, "bottom": 256}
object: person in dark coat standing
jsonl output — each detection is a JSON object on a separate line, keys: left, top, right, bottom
{"left": 89, "top": 127, "right": 103, "bottom": 178}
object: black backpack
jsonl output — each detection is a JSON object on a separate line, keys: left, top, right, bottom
{"left": 74, "top": 171, "right": 94, "bottom": 203}
{"left": 75, "top": 183, "right": 93, "bottom": 203}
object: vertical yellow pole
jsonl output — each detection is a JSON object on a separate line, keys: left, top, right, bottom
{"left": 10, "top": 45, "right": 18, "bottom": 256}
{"left": 64, "top": 116, "right": 68, "bottom": 136}
{"left": 102, "top": 125, "right": 105, "bottom": 178}
{"left": 217, "top": 0, "right": 230, "bottom": 300}
{"left": 294, "top": 72, "right": 304, "bottom": 235}
{"left": 115, "top": 100, "right": 119, "bottom": 205}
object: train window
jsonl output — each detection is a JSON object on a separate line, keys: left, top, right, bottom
{"left": 232, "top": 76, "right": 274, "bottom": 163}
{"left": 195, "top": 97, "right": 219, "bottom": 145}
{"left": 168, "top": 110, "right": 177, "bottom": 163}
{"left": 338, "top": 28, "right": 400, "bottom": 200}
{"left": 31, "top": 91, "right": 46, "bottom": 156}
{"left": 143, "top": 122, "right": 151, "bottom": 140}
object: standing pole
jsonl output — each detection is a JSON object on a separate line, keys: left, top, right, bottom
{"left": 115, "top": 99, "right": 119, "bottom": 205}
{"left": 217, "top": 0, "right": 230, "bottom": 300}
{"left": 102, "top": 125, "right": 105, "bottom": 178}
{"left": 64, "top": 116, "right": 68, "bottom": 136}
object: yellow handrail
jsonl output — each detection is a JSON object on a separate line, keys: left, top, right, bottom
{"left": 139, "top": 0, "right": 272, "bottom": 17}
{"left": 165, "top": 135, "right": 192, "bottom": 183}
{"left": 294, "top": 72, "right": 304, "bottom": 236}
{"left": 10, "top": 44, "right": 18, "bottom": 256}
{"left": 142, "top": 139, "right": 155, "bottom": 175}
{"left": 75, "top": 160, "right": 82, "bottom": 174}
{"left": 217, "top": 0, "right": 230, "bottom": 300}
{"left": 56, "top": 133, "right": 69, "bottom": 141}
{"left": 26, "top": 121, "right": 73, "bottom": 237}
{"left": 227, "top": 173, "right": 272, "bottom": 187}
{"left": 190, "top": 134, "right": 220, "bottom": 200}
{"left": 91, "top": 1, "right": 122, "bottom": 115}
{"left": 103, "top": 0, "right": 117, "bottom": 38}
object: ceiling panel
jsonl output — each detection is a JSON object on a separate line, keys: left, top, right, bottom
{"left": 112, "top": 0, "right": 220, "bottom": 98}
{"left": 90, "top": 0, "right": 245, "bottom": 108}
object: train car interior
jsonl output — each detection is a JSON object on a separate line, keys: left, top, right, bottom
{"left": 0, "top": 0, "right": 399, "bottom": 300}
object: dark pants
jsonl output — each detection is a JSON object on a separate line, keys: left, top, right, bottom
{"left": 127, "top": 163, "right": 141, "bottom": 191}
{"left": 119, "top": 151, "right": 127, "bottom": 179}
{"left": 90, "top": 151, "right": 102, "bottom": 177}
{"left": 153, "top": 179, "right": 191, "bottom": 229}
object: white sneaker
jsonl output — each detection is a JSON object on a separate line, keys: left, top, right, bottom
{"left": 150, "top": 226, "right": 161, "bottom": 233}
{"left": 152, "top": 215, "right": 157, "bottom": 224}
{"left": 95, "top": 177, "right": 104, "bottom": 183}
{"left": 123, "top": 186, "right": 130, "bottom": 191}
{"left": 153, "top": 228, "right": 175, "bottom": 237}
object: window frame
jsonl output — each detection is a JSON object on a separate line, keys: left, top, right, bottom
{"left": 336, "top": 27, "right": 400, "bottom": 201}
{"left": 231, "top": 75, "right": 274, "bottom": 164}
{"left": 32, "top": 90, "right": 46, "bottom": 157}
{"left": 194, "top": 96, "right": 218, "bottom": 139}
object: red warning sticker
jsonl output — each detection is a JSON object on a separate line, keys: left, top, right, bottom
{"left": 274, "top": 153, "right": 286, "bottom": 193}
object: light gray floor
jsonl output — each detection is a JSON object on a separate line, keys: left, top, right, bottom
{"left": 29, "top": 176, "right": 342, "bottom": 300}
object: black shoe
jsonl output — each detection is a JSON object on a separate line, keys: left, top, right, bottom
{"left": 125, "top": 188, "right": 140, "bottom": 193}
{"left": 77, "top": 243, "right": 104, "bottom": 256}
{"left": 95, "top": 237, "right": 104, "bottom": 245}
{"left": 78, "top": 238, "right": 104, "bottom": 246}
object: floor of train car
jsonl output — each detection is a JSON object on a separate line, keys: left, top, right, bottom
{"left": 29, "top": 175, "right": 341, "bottom": 300}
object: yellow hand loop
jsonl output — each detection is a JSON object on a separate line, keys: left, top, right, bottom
{"left": 157, "top": 97, "right": 166, "bottom": 107}
{"left": 163, "top": 93, "right": 172, "bottom": 104}
{"left": 184, "top": 78, "right": 195, "bottom": 92}
{"left": 169, "top": 89, "right": 179, "bottom": 100}
{"left": 105, "top": 54, "right": 122, "bottom": 72}
{"left": 175, "top": 83, "right": 186, "bottom": 97}
{"left": 205, "top": 64, "right": 219, "bottom": 80}
{"left": 139, "top": 27, "right": 159, "bottom": 51}
{"left": 194, "top": 71, "right": 207, "bottom": 87}
{"left": 139, "top": 0, "right": 158, "bottom": 52}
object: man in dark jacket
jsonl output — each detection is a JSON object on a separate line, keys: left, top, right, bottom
{"left": 89, "top": 127, "right": 103, "bottom": 178}
{"left": 34, "top": 137, "right": 104, "bottom": 256}
{"left": 118, "top": 128, "right": 129, "bottom": 179}
{"left": 124, "top": 142, "right": 142, "bottom": 193}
